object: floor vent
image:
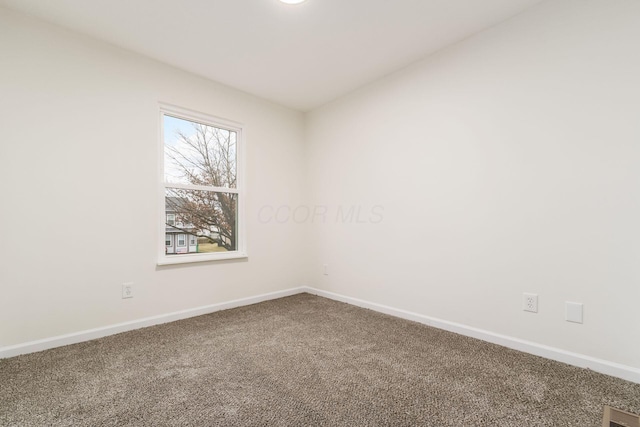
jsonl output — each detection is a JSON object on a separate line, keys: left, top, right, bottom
{"left": 603, "top": 406, "right": 640, "bottom": 427}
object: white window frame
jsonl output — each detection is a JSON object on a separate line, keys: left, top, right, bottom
{"left": 158, "top": 103, "right": 246, "bottom": 265}
{"left": 166, "top": 214, "right": 175, "bottom": 226}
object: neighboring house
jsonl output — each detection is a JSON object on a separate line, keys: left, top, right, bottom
{"left": 165, "top": 197, "right": 198, "bottom": 255}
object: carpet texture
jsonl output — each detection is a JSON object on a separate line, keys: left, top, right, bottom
{"left": 1, "top": 293, "right": 639, "bottom": 426}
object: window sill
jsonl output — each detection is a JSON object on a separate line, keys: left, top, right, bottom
{"left": 157, "top": 252, "right": 248, "bottom": 266}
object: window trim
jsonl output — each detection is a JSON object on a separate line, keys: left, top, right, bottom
{"left": 157, "top": 103, "right": 247, "bottom": 266}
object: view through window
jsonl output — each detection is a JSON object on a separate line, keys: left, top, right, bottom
{"left": 161, "top": 106, "right": 243, "bottom": 263}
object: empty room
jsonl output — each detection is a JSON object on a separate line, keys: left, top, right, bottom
{"left": 1, "top": 0, "right": 639, "bottom": 425}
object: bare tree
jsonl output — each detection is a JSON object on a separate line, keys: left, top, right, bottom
{"left": 165, "top": 123, "right": 237, "bottom": 251}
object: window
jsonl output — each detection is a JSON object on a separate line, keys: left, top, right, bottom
{"left": 165, "top": 235, "right": 172, "bottom": 246}
{"left": 159, "top": 104, "right": 245, "bottom": 265}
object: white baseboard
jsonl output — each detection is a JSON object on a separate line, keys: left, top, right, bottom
{"left": 3, "top": 285, "right": 639, "bottom": 384}
{"left": 0, "top": 287, "right": 306, "bottom": 359}
{"left": 302, "top": 286, "right": 640, "bottom": 384}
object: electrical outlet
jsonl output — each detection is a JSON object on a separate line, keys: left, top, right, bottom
{"left": 122, "top": 282, "right": 134, "bottom": 299}
{"left": 323, "top": 264, "right": 328, "bottom": 275}
{"left": 523, "top": 293, "right": 538, "bottom": 313}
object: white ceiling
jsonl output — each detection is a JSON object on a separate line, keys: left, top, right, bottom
{"left": 0, "top": 0, "right": 544, "bottom": 111}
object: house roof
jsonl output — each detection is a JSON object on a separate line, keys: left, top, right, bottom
{"left": 165, "top": 226, "right": 198, "bottom": 234}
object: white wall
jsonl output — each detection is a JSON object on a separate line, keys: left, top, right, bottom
{"left": 0, "top": 7, "right": 307, "bottom": 347}
{"left": 305, "top": 0, "right": 640, "bottom": 369}
{"left": 2, "top": 0, "right": 639, "bottom": 375}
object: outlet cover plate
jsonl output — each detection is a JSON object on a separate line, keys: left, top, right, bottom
{"left": 523, "top": 293, "right": 538, "bottom": 313}
{"left": 122, "top": 283, "right": 134, "bottom": 299}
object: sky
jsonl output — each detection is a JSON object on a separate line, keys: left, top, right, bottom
{"left": 163, "top": 113, "right": 237, "bottom": 187}
{"left": 164, "top": 115, "right": 194, "bottom": 184}
{"left": 164, "top": 115, "right": 195, "bottom": 148}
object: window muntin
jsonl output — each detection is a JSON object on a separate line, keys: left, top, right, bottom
{"left": 159, "top": 104, "right": 244, "bottom": 265}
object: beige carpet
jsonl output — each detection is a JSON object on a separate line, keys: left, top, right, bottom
{"left": 1, "top": 293, "right": 639, "bottom": 426}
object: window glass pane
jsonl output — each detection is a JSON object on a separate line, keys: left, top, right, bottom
{"left": 164, "top": 115, "right": 237, "bottom": 188}
{"left": 165, "top": 188, "right": 237, "bottom": 254}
